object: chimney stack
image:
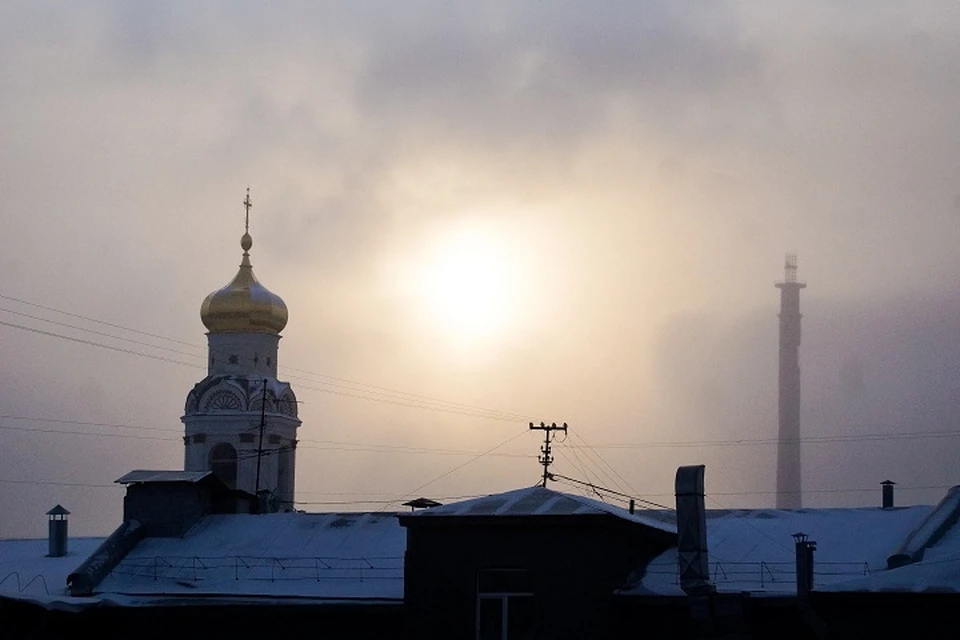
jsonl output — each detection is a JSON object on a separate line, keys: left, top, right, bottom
{"left": 881, "top": 480, "right": 896, "bottom": 509}
{"left": 675, "top": 465, "right": 714, "bottom": 595}
{"left": 792, "top": 532, "right": 816, "bottom": 598}
{"left": 46, "top": 504, "right": 70, "bottom": 558}
{"left": 775, "top": 254, "right": 806, "bottom": 509}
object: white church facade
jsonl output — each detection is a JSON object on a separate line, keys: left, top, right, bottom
{"left": 181, "top": 192, "right": 301, "bottom": 507}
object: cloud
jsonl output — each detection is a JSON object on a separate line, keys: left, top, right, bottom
{"left": 2, "top": 2, "right": 960, "bottom": 535}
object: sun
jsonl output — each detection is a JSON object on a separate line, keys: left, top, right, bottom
{"left": 414, "top": 223, "right": 514, "bottom": 343}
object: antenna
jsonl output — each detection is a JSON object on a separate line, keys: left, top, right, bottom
{"left": 529, "top": 422, "right": 567, "bottom": 487}
{"left": 255, "top": 378, "right": 267, "bottom": 496}
{"left": 784, "top": 253, "right": 797, "bottom": 283}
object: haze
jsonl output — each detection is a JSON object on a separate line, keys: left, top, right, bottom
{"left": 2, "top": 2, "right": 959, "bottom": 538}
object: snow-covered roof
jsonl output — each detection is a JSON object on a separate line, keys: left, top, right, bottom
{"left": 830, "top": 487, "right": 960, "bottom": 593}
{"left": 0, "top": 537, "right": 105, "bottom": 608}
{"left": 94, "top": 511, "right": 405, "bottom": 603}
{"left": 626, "top": 505, "right": 932, "bottom": 596}
{"left": 406, "top": 485, "right": 676, "bottom": 535}
{"left": 115, "top": 470, "right": 213, "bottom": 484}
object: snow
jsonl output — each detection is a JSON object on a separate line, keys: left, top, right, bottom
{"left": 95, "top": 511, "right": 405, "bottom": 602}
{"left": 0, "top": 537, "right": 105, "bottom": 605}
{"left": 115, "top": 470, "right": 213, "bottom": 484}
{"left": 887, "top": 486, "right": 960, "bottom": 562}
{"left": 412, "top": 485, "right": 676, "bottom": 534}
{"left": 830, "top": 494, "right": 960, "bottom": 593}
{"left": 627, "top": 505, "right": 932, "bottom": 596}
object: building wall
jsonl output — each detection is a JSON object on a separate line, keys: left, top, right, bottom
{"left": 123, "top": 483, "right": 213, "bottom": 537}
{"left": 207, "top": 332, "right": 280, "bottom": 377}
{"left": 403, "top": 516, "right": 673, "bottom": 640}
{"left": 2, "top": 599, "right": 403, "bottom": 640}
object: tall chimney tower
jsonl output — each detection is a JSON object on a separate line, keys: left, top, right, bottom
{"left": 775, "top": 254, "right": 806, "bottom": 509}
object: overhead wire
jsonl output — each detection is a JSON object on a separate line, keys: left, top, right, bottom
{"left": 0, "top": 292, "right": 534, "bottom": 423}
{"left": 388, "top": 428, "right": 532, "bottom": 509}
{"left": 4, "top": 293, "right": 960, "bottom": 446}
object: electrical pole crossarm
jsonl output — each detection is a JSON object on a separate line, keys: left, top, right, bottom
{"left": 529, "top": 422, "right": 568, "bottom": 487}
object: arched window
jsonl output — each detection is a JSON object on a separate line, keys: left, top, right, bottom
{"left": 209, "top": 443, "right": 238, "bottom": 489}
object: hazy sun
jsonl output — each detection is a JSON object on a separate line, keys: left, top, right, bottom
{"left": 414, "top": 223, "right": 514, "bottom": 343}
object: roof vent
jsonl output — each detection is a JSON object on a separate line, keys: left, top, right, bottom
{"left": 403, "top": 497, "right": 442, "bottom": 511}
{"left": 46, "top": 504, "right": 70, "bottom": 558}
{"left": 881, "top": 480, "right": 896, "bottom": 509}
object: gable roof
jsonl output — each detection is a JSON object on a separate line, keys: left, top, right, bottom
{"left": 402, "top": 485, "right": 676, "bottom": 535}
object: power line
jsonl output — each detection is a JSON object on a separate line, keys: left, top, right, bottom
{"left": 5, "top": 409, "right": 959, "bottom": 461}
{"left": 0, "top": 414, "right": 176, "bottom": 433}
{"left": 569, "top": 430, "right": 636, "bottom": 496}
{"left": 0, "top": 320, "right": 201, "bottom": 368}
{"left": 0, "top": 306, "right": 206, "bottom": 362}
{"left": 0, "top": 415, "right": 533, "bottom": 458}
{"left": 0, "top": 292, "right": 534, "bottom": 422}
{"left": 0, "top": 478, "right": 120, "bottom": 489}
{"left": 0, "top": 292, "right": 199, "bottom": 348}
{"left": 564, "top": 428, "right": 960, "bottom": 450}
{"left": 0, "top": 317, "right": 530, "bottom": 423}
{"left": 389, "top": 429, "right": 532, "bottom": 508}
{"left": 0, "top": 424, "right": 181, "bottom": 442}
{"left": 550, "top": 473, "right": 671, "bottom": 511}
{"left": 283, "top": 367, "right": 535, "bottom": 422}
{"left": 291, "top": 492, "right": 492, "bottom": 507}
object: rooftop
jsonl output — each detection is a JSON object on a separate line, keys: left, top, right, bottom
{"left": 625, "top": 505, "right": 933, "bottom": 596}
{"left": 405, "top": 485, "right": 676, "bottom": 534}
{"left": 96, "top": 511, "right": 405, "bottom": 603}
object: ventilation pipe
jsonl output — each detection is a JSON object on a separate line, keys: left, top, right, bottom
{"left": 675, "top": 465, "right": 714, "bottom": 595}
{"left": 881, "top": 480, "right": 895, "bottom": 509}
{"left": 68, "top": 519, "right": 145, "bottom": 596}
{"left": 46, "top": 505, "right": 70, "bottom": 558}
{"left": 793, "top": 532, "right": 817, "bottom": 598}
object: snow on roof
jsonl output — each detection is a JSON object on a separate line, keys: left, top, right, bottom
{"left": 95, "top": 511, "right": 405, "bottom": 603}
{"left": 627, "top": 505, "right": 932, "bottom": 596}
{"left": 830, "top": 489, "right": 960, "bottom": 593}
{"left": 115, "top": 470, "right": 213, "bottom": 484}
{"left": 407, "top": 485, "right": 676, "bottom": 534}
{"left": 0, "top": 537, "right": 105, "bottom": 606}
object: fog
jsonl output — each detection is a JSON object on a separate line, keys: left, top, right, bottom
{"left": 2, "top": 2, "right": 959, "bottom": 537}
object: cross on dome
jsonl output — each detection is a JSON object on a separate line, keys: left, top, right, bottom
{"left": 199, "top": 190, "right": 288, "bottom": 335}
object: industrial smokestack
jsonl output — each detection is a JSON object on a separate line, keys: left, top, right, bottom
{"left": 775, "top": 254, "right": 806, "bottom": 509}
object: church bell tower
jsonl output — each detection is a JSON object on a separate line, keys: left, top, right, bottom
{"left": 181, "top": 191, "right": 301, "bottom": 509}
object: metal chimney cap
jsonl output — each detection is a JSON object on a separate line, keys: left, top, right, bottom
{"left": 792, "top": 532, "right": 809, "bottom": 543}
{"left": 46, "top": 504, "right": 70, "bottom": 516}
{"left": 880, "top": 479, "right": 896, "bottom": 486}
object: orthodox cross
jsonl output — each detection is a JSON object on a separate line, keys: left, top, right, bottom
{"left": 243, "top": 188, "right": 252, "bottom": 233}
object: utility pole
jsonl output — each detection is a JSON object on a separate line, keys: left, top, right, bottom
{"left": 255, "top": 378, "right": 267, "bottom": 495}
{"left": 529, "top": 422, "right": 567, "bottom": 487}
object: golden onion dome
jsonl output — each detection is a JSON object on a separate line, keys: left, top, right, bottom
{"left": 201, "top": 229, "right": 288, "bottom": 335}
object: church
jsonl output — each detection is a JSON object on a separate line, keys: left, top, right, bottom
{"left": 181, "top": 191, "right": 301, "bottom": 510}
{"left": 4, "top": 195, "right": 960, "bottom": 639}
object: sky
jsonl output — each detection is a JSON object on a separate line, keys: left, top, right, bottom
{"left": 2, "top": 1, "right": 960, "bottom": 538}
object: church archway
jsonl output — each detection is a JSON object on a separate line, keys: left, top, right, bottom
{"left": 209, "top": 443, "right": 238, "bottom": 489}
